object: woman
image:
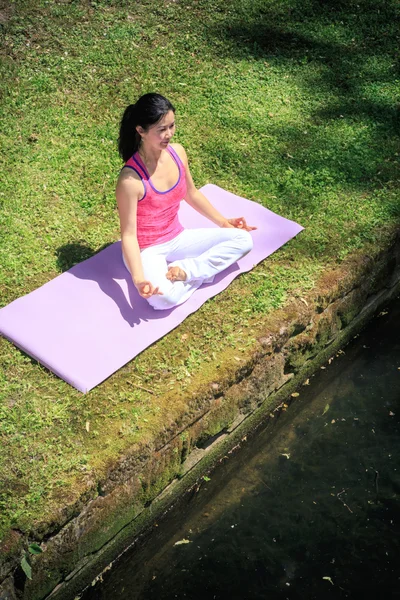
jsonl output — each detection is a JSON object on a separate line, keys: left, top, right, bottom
{"left": 116, "top": 93, "right": 255, "bottom": 310}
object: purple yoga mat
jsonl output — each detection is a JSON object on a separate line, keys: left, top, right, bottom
{"left": 0, "top": 185, "right": 303, "bottom": 392}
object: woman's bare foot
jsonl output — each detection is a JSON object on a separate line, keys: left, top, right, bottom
{"left": 166, "top": 265, "right": 187, "bottom": 282}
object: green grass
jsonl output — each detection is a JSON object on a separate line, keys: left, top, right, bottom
{"left": 0, "top": 0, "right": 399, "bottom": 540}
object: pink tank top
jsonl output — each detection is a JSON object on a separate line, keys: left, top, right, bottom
{"left": 124, "top": 145, "right": 186, "bottom": 250}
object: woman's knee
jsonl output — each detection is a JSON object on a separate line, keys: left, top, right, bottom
{"left": 237, "top": 229, "right": 253, "bottom": 255}
{"left": 146, "top": 289, "right": 178, "bottom": 311}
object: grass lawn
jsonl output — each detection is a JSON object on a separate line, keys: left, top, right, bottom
{"left": 0, "top": 0, "right": 399, "bottom": 541}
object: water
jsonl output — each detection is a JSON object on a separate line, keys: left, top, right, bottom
{"left": 82, "top": 298, "right": 400, "bottom": 600}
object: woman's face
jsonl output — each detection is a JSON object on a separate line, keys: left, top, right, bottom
{"left": 138, "top": 110, "right": 176, "bottom": 151}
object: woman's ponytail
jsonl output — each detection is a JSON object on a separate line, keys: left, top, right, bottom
{"left": 118, "top": 93, "right": 175, "bottom": 163}
{"left": 118, "top": 103, "right": 141, "bottom": 162}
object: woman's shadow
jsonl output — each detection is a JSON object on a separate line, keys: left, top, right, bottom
{"left": 56, "top": 242, "right": 171, "bottom": 327}
{"left": 56, "top": 241, "right": 239, "bottom": 328}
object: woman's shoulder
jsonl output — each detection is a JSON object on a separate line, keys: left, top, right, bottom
{"left": 116, "top": 166, "right": 144, "bottom": 197}
{"left": 118, "top": 165, "right": 142, "bottom": 183}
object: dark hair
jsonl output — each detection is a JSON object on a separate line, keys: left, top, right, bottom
{"left": 118, "top": 93, "right": 175, "bottom": 162}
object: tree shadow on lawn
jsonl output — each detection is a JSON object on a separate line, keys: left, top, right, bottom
{"left": 205, "top": 0, "right": 400, "bottom": 196}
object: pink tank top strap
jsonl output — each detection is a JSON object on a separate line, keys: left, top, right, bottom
{"left": 122, "top": 156, "right": 147, "bottom": 201}
{"left": 124, "top": 155, "right": 148, "bottom": 180}
{"left": 167, "top": 144, "right": 184, "bottom": 168}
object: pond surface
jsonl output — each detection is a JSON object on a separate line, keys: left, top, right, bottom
{"left": 82, "top": 298, "right": 400, "bottom": 600}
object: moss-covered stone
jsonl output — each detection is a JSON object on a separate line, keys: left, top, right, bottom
{"left": 0, "top": 530, "right": 23, "bottom": 581}
{"left": 0, "top": 576, "right": 18, "bottom": 600}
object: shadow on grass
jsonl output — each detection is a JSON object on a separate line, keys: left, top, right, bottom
{"left": 56, "top": 242, "right": 113, "bottom": 272}
{"left": 204, "top": 0, "right": 400, "bottom": 195}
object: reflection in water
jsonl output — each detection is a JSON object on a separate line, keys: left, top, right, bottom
{"left": 82, "top": 299, "right": 400, "bottom": 600}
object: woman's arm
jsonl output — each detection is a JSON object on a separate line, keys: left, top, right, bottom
{"left": 116, "top": 171, "right": 162, "bottom": 298}
{"left": 172, "top": 143, "right": 256, "bottom": 231}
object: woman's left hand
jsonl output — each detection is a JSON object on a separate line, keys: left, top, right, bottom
{"left": 224, "top": 217, "right": 257, "bottom": 231}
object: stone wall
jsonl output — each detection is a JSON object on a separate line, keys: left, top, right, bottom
{"left": 1, "top": 232, "right": 399, "bottom": 600}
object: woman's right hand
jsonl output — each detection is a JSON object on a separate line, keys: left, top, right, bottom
{"left": 135, "top": 280, "right": 163, "bottom": 299}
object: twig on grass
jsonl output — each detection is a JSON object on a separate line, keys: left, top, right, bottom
{"left": 127, "top": 381, "right": 155, "bottom": 395}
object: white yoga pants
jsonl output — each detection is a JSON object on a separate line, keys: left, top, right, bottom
{"left": 124, "top": 228, "right": 253, "bottom": 310}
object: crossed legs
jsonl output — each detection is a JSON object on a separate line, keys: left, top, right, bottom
{"left": 126, "top": 228, "right": 253, "bottom": 310}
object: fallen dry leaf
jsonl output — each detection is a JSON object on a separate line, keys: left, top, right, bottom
{"left": 174, "top": 539, "right": 191, "bottom": 546}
